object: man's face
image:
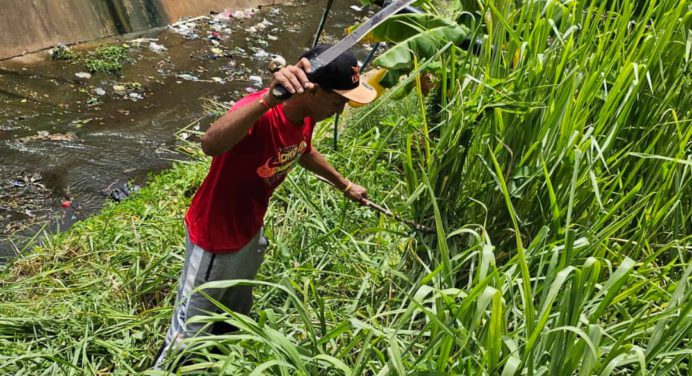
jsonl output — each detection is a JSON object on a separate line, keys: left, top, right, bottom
{"left": 310, "top": 88, "right": 350, "bottom": 122}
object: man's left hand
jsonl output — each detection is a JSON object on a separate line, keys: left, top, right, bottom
{"left": 345, "top": 183, "right": 368, "bottom": 204}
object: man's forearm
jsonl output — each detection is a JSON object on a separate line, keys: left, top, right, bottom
{"left": 299, "top": 149, "right": 349, "bottom": 190}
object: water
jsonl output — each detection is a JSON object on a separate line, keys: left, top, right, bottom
{"left": 0, "top": 0, "right": 370, "bottom": 257}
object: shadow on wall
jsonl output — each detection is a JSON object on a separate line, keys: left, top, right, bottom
{"left": 0, "top": 0, "right": 282, "bottom": 60}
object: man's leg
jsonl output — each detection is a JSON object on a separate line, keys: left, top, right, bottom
{"left": 154, "top": 227, "right": 268, "bottom": 368}
{"left": 210, "top": 228, "right": 269, "bottom": 335}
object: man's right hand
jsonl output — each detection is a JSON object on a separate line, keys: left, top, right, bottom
{"left": 269, "top": 58, "right": 316, "bottom": 99}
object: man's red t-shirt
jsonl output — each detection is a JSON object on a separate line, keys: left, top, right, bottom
{"left": 185, "top": 89, "right": 315, "bottom": 253}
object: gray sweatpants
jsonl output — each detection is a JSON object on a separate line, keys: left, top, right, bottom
{"left": 154, "top": 227, "right": 268, "bottom": 368}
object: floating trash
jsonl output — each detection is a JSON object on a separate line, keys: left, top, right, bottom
{"left": 101, "top": 178, "right": 140, "bottom": 202}
{"left": 69, "top": 118, "right": 95, "bottom": 128}
{"left": 129, "top": 38, "right": 159, "bottom": 47}
{"left": 94, "top": 87, "right": 106, "bottom": 96}
{"left": 231, "top": 9, "right": 256, "bottom": 19}
{"left": 248, "top": 75, "right": 263, "bottom": 87}
{"left": 149, "top": 42, "right": 168, "bottom": 53}
{"left": 177, "top": 74, "right": 199, "bottom": 81}
{"left": 212, "top": 9, "right": 232, "bottom": 23}
{"left": 75, "top": 72, "right": 92, "bottom": 79}
{"left": 113, "top": 85, "right": 127, "bottom": 95}
{"left": 168, "top": 21, "right": 199, "bottom": 40}
{"left": 18, "top": 131, "right": 77, "bottom": 142}
{"left": 253, "top": 48, "right": 270, "bottom": 59}
{"left": 255, "top": 19, "right": 273, "bottom": 31}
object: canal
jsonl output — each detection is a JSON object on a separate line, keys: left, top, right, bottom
{"left": 0, "top": 0, "right": 368, "bottom": 257}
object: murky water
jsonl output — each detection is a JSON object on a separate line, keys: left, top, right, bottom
{"left": 0, "top": 0, "right": 369, "bottom": 257}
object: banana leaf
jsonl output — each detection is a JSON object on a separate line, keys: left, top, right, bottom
{"left": 370, "top": 14, "right": 469, "bottom": 83}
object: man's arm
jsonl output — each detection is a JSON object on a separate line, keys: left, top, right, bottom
{"left": 201, "top": 92, "right": 278, "bottom": 156}
{"left": 201, "top": 59, "right": 314, "bottom": 156}
{"left": 299, "top": 148, "right": 367, "bottom": 202}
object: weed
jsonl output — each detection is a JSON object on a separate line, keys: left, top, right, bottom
{"left": 84, "top": 44, "right": 129, "bottom": 74}
{"left": 50, "top": 44, "right": 78, "bottom": 61}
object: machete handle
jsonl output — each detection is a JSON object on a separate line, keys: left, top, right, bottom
{"left": 267, "top": 57, "right": 292, "bottom": 100}
{"left": 271, "top": 85, "right": 293, "bottom": 100}
{"left": 268, "top": 58, "right": 321, "bottom": 101}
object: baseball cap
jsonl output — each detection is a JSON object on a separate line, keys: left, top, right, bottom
{"left": 300, "top": 45, "right": 377, "bottom": 105}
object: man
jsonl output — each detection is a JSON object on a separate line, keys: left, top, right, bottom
{"left": 155, "top": 45, "right": 376, "bottom": 368}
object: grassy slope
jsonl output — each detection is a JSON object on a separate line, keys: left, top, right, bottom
{"left": 0, "top": 98, "right": 419, "bottom": 374}
{"left": 1, "top": 0, "right": 691, "bottom": 375}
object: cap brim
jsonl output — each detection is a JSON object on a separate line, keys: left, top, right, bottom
{"left": 334, "top": 82, "right": 377, "bottom": 105}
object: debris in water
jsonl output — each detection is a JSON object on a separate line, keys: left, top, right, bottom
{"left": 129, "top": 93, "right": 144, "bottom": 101}
{"left": 18, "top": 131, "right": 78, "bottom": 142}
{"left": 351, "top": 5, "right": 364, "bottom": 11}
{"left": 248, "top": 75, "right": 263, "bottom": 87}
{"left": 209, "top": 31, "right": 224, "bottom": 41}
{"left": 168, "top": 21, "right": 199, "bottom": 40}
{"left": 86, "top": 97, "right": 101, "bottom": 106}
{"left": 255, "top": 19, "right": 273, "bottom": 31}
{"left": 61, "top": 200, "right": 72, "bottom": 208}
{"left": 75, "top": 72, "right": 92, "bottom": 79}
{"left": 101, "top": 179, "right": 140, "bottom": 202}
{"left": 129, "top": 38, "right": 159, "bottom": 46}
{"left": 177, "top": 74, "right": 199, "bottom": 81}
{"left": 231, "top": 9, "right": 256, "bottom": 19}
{"left": 211, "top": 77, "right": 226, "bottom": 84}
{"left": 94, "top": 87, "right": 106, "bottom": 96}
{"left": 253, "top": 48, "right": 270, "bottom": 59}
{"left": 210, "top": 47, "right": 224, "bottom": 57}
{"left": 113, "top": 85, "right": 127, "bottom": 95}
{"left": 212, "top": 10, "right": 232, "bottom": 23}
{"left": 149, "top": 42, "right": 168, "bottom": 53}
{"left": 69, "top": 118, "right": 94, "bottom": 128}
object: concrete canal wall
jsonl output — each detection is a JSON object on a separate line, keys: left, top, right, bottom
{"left": 0, "top": 0, "right": 284, "bottom": 60}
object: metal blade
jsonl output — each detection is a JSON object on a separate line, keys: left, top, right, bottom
{"left": 311, "top": 0, "right": 416, "bottom": 69}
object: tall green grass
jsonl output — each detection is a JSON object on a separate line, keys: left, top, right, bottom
{"left": 1, "top": 0, "right": 689, "bottom": 374}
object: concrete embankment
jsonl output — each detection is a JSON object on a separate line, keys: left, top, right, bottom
{"left": 0, "top": 0, "right": 283, "bottom": 60}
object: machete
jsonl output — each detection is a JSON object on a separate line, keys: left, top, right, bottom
{"left": 314, "top": 175, "right": 435, "bottom": 233}
{"left": 271, "top": 0, "right": 416, "bottom": 100}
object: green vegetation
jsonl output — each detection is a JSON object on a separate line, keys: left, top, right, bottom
{"left": 84, "top": 44, "right": 129, "bottom": 74}
{"left": 50, "top": 44, "right": 78, "bottom": 61}
{"left": 1, "top": 0, "right": 690, "bottom": 375}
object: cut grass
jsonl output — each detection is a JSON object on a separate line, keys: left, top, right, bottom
{"left": 1, "top": 0, "right": 690, "bottom": 374}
